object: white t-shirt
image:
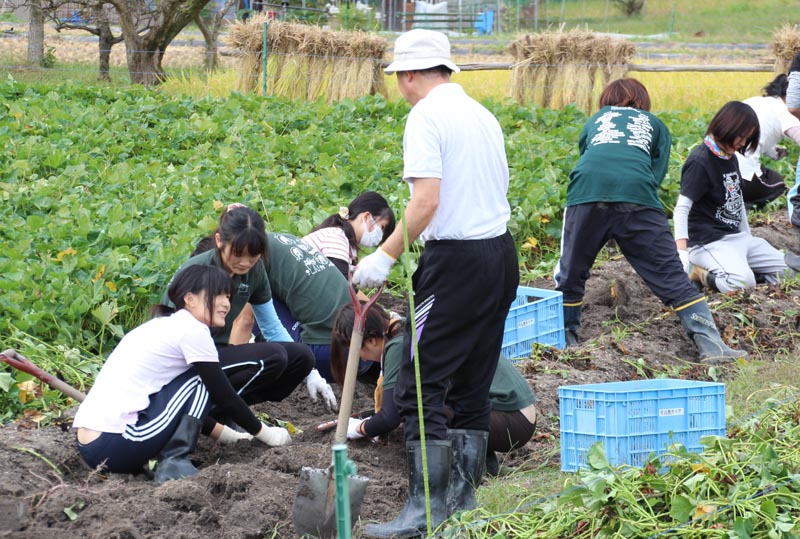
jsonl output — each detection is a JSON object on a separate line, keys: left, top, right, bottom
{"left": 403, "top": 83, "right": 510, "bottom": 241}
{"left": 736, "top": 95, "right": 800, "bottom": 180}
{"left": 72, "top": 309, "right": 219, "bottom": 433}
{"left": 302, "top": 227, "right": 355, "bottom": 267}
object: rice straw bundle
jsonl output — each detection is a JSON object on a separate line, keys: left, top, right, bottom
{"left": 508, "top": 34, "right": 548, "bottom": 107}
{"left": 227, "top": 18, "right": 387, "bottom": 102}
{"left": 345, "top": 34, "right": 376, "bottom": 99}
{"left": 573, "top": 34, "right": 601, "bottom": 112}
{"left": 227, "top": 14, "right": 272, "bottom": 93}
{"left": 303, "top": 26, "right": 333, "bottom": 100}
{"left": 556, "top": 30, "right": 594, "bottom": 109}
{"left": 508, "top": 30, "right": 634, "bottom": 112}
{"left": 327, "top": 38, "right": 351, "bottom": 102}
{"left": 602, "top": 38, "right": 635, "bottom": 86}
{"left": 771, "top": 24, "right": 800, "bottom": 74}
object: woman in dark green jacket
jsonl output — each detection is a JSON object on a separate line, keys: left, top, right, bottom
{"left": 330, "top": 303, "right": 537, "bottom": 475}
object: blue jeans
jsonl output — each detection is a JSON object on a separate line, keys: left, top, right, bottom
{"left": 268, "top": 298, "right": 371, "bottom": 382}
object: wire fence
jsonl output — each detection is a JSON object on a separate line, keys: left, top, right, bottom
{"left": 0, "top": 4, "right": 787, "bottom": 114}
{"left": 0, "top": 32, "right": 780, "bottom": 115}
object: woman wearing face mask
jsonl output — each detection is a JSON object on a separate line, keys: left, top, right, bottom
{"left": 302, "top": 191, "right": 396, "bottom": 279}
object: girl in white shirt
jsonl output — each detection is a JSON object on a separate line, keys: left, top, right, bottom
{"left": 735, "top": 74, "right": 800, "bottom": 209}
{"left": 73, "top": 265, "right": 292, "bottom": 484}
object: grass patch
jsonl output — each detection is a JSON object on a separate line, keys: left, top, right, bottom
{"left": 726, "top": 350, "right": 800, "bottom": 420}
{"left": 510, "top": 0, "right": 797, "bottom": 44}
{"left": 469, "top": 345, "right": 800, "bottom": 519}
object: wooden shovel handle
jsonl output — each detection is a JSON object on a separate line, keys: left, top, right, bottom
{"left": 333, "top": 280, "right": 384, "bottom": 445}
{"left": 1, "top": 349, "right": 86, "bottom": 402}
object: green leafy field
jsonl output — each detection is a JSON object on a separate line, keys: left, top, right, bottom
{"left": 0, "top": 78, "right": 796, "bottom": 420}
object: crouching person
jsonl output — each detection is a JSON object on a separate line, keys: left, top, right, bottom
{"left": 73, "top": 265, "right": 292, "bottom": 484}
{"left": 332, "top": 304, "right": 537, "bottom": 478}
{"left": 676, "top": 101, "right": 800, "bottom": 293}
{"left": 557, "top": 78, "right": 747, "bottom": 364}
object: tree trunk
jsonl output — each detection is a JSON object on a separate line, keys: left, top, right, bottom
{"left": 195, "top": 0, "right": 237, "bottom": 72}
{"left": 108, "top": 0, "right": 211, "bottom": 85}
{"left": 195, "top": 13, "right": 218, "bottom": 71}
{"left": 28, "top": 0, "right": 45, "bottom": 64}
{"left": 95, "top": 7, "right": 113, "bottom": 81}
{"left": 124, "top": 34, "right": 166, "bottom": 86}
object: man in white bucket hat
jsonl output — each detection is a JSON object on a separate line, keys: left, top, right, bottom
{"left": 354, "top": 29, "right": 519, "bottom": 539}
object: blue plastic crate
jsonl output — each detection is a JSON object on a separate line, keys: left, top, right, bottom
{"left": 559, "top": 379, "right": 726, "bottom": 472}
{"left": 501, "top": 286, "right": 565, "bottom": 359}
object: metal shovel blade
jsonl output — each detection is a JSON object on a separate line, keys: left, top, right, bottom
{"left": 292, "top": 466, "right": 368, "bottom": 539}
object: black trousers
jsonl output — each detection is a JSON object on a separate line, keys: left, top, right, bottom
{"left": 488, "top": 409, "right": 536, "bottom": 453}
{"left": 740, "top": 168, "right": 786, "bottom": 210}
{"left": 395, "top": 231, "right": 519, "bottom": 441}
{"left": 217, "top": 342, "right": 314, "bottom": 405}
{"left": 555, "top": 203, "right": 700, "bottom": 308}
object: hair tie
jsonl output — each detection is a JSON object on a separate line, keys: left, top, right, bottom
{"left": 227, "top": 202, "right": 247, "bottom": 213}
{"left": 338, "top": 206, "right": 350, "bottom": 219}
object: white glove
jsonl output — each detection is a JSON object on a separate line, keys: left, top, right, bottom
{"left": 678, "top": 249, "right": 691, "bottom": 273}
{"left": 305, "top": 369, "right": 338, "bottom": 410}
{"left": 216, "top": 425, "right": 254, "bottom": 444}
{"left": 353, "top": 248, "right": 395, "bottom": 288}
{"left": 254, "top": 422, "right": 291, "bottom": 446}
{"left": 347, "top": 418, "right": 366, "bottom": 440}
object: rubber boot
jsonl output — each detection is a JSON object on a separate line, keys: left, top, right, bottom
{"left": 485, "top": 451, "right": 500, "bottom": 478}
{"left": 363, "top": 440, "right": 451, "bottom": 539}
{"left": 785, "top": 252, "right": 800, "bottom": 277}
{"left": 688, "top": 265, "right": 718, "bottom": 292}
{"left": 447, "top": 429, "right": 487, "bottom": 514}
{"left": 675, "top": 299, "right": 747, "bottom": 364}
{"left": 154, "top": 415, "right": 202, "bottom": 485}
{"left": 563, "top": 303, "right": 582, "bottom": 347}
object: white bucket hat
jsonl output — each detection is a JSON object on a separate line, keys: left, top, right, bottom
{"left": 384, "top": 29, "right": 460, "bottom": 75}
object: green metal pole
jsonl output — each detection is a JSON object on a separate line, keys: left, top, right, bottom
{"left": 668, "top": 0, "right": 677, "bottom": 35}
{"left": 401, "top": 211, "right": 432, "bottom": 535}
{"left": 262, "top": 21, "right": 268, "bottom": 96}
{"left": 333, "top": 444, "right": 357, "bottom": 539}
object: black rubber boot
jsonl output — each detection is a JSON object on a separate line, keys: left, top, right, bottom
{"left": 447, "top": 429, "right": 487, "bottom": 514}
{"left": 363, "top": 440, "right": 451, "bottom": 539}
{"left": 154, "top": 415, "right": 202, "bottom": 485}
{"left": 563, "top": 304, "right": 582, "bottom": 346}
{"left": 676, "top": 299, "right": 747, "bottom": 363}
{"left": 485, "top": 451, "right": 499, "bottom": 478}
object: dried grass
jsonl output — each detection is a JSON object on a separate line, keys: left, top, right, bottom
{"left": 508, "top": 29, "right": 635, "bottom": 113}
{"left": 225, "top": 19, "right": 387, "bottom": 102}
{"left": 771, "top": 24, "right": 800, "bottom": 74}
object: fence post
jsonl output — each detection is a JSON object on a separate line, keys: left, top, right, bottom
{"left": 262, "top": 21, "right": 268, "bottom": 96}
{"left": 668, "top": 0, "right": 677, "bottom": 35}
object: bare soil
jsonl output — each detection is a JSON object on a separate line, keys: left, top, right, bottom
{"left": 1, "top": 212, "right": 799, "bottom": 539}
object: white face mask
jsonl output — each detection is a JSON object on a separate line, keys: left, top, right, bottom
{"left": 359, "top": 215, "right": 383, "bottom": 247}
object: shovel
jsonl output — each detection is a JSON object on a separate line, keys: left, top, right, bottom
{"left": 292, "top": 280, "right": 383, "bottom": 539}
{"left": 1, "top": 349, "right": 86, "bottom": 402}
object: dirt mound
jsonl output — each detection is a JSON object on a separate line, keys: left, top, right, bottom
{"left": 1, "top": 213, "right": 798, "bottom": 539}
